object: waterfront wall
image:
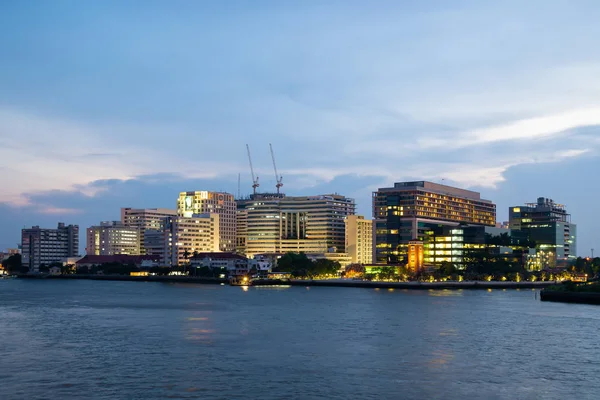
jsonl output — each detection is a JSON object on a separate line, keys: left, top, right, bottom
{"left": 540, "top": 290, "right": 600, "bottom": 305}
{"left": 14, "top": 274, "right": 560, "bottom": 290}
{"left": 255, "top": 279, "right": 558, "bottom": 290}
{"left": 16, "top": 274, "right": 227, "bottom": 285}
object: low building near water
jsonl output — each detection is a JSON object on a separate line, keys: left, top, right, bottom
{"left": 76, "top": 254, "right": 161, "bottom": 269}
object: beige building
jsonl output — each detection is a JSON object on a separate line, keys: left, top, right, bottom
{"left": 121, "top": 208, "right": 177, "bottom": 254}
{"left": 86, "top": 222, "right": 140, "bottom": 256}
{"left": 164, "top": 214, "right": 220, "bottom": 266}
{"left": 177, "top": 191, "right": 236, "bottom": 252}
{"left": 236, "top": 193, "right": 355, "bottom": 258}
{"left": 345, "top": 215, "right": 373, "bottom": 265}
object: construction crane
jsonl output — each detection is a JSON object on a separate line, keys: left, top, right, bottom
{"left": 246, "top": 144, "right": 259, "bottom": 195}
{"left": 269, "top": 143, "right": 283, "bottom": 194}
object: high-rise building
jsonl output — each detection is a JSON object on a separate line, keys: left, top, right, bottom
{"left": 237, "top": 193, "right": 355, "bottom": 258}
{"left": 177, "top": 191, "right": 236, "bottom": 252}
{"left": 21, "top": 223, "right": 79, "bottom": 273}
{"left": 345, "top": 215, "right": 374, "bottom": 265}
{"left": 121, "top": 208, "right": 177, "bottom": 254}
{"left": 164, "top": 214, "right": 220, "bottom": 266}
{"left": 509, "top": 197, "right": 577, "bottom": 266}
{"left": 86, "top": 221, "right": 141, "bottom": 256}
{"left": 373, "top": 181, "right": 496, "bottom": 264}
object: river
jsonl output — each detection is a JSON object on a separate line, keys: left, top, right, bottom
{"left": 0, "top": 280, "right": 598, "bottom": 399}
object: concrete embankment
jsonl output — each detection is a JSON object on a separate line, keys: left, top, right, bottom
{"left": 16, "top": 274, "right": 227, "bottom": 285}
{"left": 254, "top": 279, "right": 558, "bottom": 290}
{"left": 15, "top": 275, "right": 559, "bottom": 290}
{"left": 540, "top": 290, "right": 600, "bottom": 305}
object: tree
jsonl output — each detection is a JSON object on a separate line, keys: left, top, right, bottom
{"left": 2, "top": 254, "right": 23, "bottom": 274}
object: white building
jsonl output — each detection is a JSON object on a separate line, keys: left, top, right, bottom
{"left": 177, "top": 191, "right": 236, "bottom": 252}
{"left": 86, "top": 221, "right": 141, "bottom": 256}
{"left": 236, "top": 193, "right": 355, "bottom": 257}
{"left": 22, "top": 223, "right": 79, "bottom": 273}
{"left": 121, "top": 208, "right": 177, "bottom": 254}
{"left": 345, "top": 215, "right": 374, "bottom": 265}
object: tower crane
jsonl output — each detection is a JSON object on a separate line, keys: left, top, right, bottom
{"left": 246, "top": 144, "right": 259, "bottom": 195}
{"left": 269, "top": 143, "right": 283, "bottom": 194}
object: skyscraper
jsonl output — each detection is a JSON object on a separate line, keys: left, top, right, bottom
{"left": 177, "top": 191, "right": 235, "bottom": 252}
{"left": 373, "top": 181, "right": 496, "bottom": 264}
{"left": 21, "top": 223, "right": 79, "bottom": 273}
{"left": 509, "top": 197, "right": 576, "bottom": 266}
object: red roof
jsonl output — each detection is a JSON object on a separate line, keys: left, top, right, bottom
{"left": 190, "top": 252, "right": 247, "bottom": 261}
{"left": 77, "top": 255, "right": 160, "bottom": 265}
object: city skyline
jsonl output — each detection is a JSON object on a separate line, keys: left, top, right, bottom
{"left": 1, "top": 1, "right": 599, "bottom": 255}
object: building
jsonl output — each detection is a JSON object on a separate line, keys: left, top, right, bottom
{"left": 121, "top": 208, "right": 177, "bottom": 254}
{"left": 236, "top": 193, "right": 356, "bottom": 258}
{"left": 86, "top": 221, "right": 141, "bottom": 256}
{"left": 163, "top": 214, "right": 220, "bottom": 266}
{"left": 189, "top": 252, "right": 247, "bottom": 271}
{"left": 76, "top": 254, "right": 161, "bottom": 269}
{"left": 0, "top": 248, "right": 20, "bottom": 262}
{"left": 345, "top": 215, "right": 373, "bottom": 265}
{"left": 21, "top": 223, "right": 79, "bottom": 273}
{"left": 373, "top": 181, "right": 496, "bottom": 264}
{"left": 177, "top": 191, "right": 236, "bottom": 252}
{"left": 509, "top": 197, "right": 577, "bottom": 266}
{"left": 407, "top": 240, "right": 424, "bottom": 272}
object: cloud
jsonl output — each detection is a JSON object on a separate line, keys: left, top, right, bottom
{"left": 416, "top": 108, "right": 600, "bottom": 150}
{"left": 39, "top": 207, "right": 83, "bottom": 215}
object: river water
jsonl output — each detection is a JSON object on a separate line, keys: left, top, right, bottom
{"left": 0, "top": 280, "right": 598, "bottom": 399}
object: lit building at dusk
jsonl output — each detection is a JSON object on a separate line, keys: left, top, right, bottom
{"left": 177, "top": 191, "right": 236, "bottom": 252}
{"left": 373, "top": 181, "right": 496, "bottom": 264}
{"left": 345, "top": 215, "right": 374, "bottom": 265}
{"left": 509, "top": 197, "right": 577, "bottom": 266}
{"left": 236, "top": 193, "right": 355, "bottom": 258}
{"left": 407, "top": 240, "right": 424, "bottom": 272}
{"left": 86, "top": 221, "right": 141, "bottom": 256}
{"left": 163, "top": 214, "right": 220, "bottom": 266}
{"left": 121, "top": 208, "right": 177, "bottom": 254}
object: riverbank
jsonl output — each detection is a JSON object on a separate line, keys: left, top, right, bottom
{"left": 255, "top": 278, "right": 557, "bottom": 290}
{"left": 15, "top": 274, "right": 227, "bottom": 284}
{"left": 12, "top": 274, "right": 561, "bottom": 290}
{"left": 540, "top": 290, "right": 600, "bottom": 305}
{"left": 540, "top": 281, "right": 600, "bottom": 305}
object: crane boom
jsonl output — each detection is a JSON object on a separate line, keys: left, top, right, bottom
{"left": 269, "top": 143, "right": 283, "bottom": 194}
{"left": 246, "top": 144, "right": 259, "bottom": 195}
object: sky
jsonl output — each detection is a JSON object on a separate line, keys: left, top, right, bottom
{"left": 1, "top": 0, "right": 599, "bottom": 256}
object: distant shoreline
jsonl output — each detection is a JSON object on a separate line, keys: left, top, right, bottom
{"left": 12, "top": 274, "right": 559, "bottom": 290}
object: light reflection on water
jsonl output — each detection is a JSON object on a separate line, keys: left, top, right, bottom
{"left": 0, "top": 280, "right": 599, "bottom": 400}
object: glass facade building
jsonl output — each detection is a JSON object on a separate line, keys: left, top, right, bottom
{"left": 509, "top": 197, "right": 576, "bottom": 266}
{"left": 373, "top": 181, "right": 496, "bottom": 264}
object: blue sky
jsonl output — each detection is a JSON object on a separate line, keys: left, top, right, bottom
{"left": 1, "top": 1, "right": 598, "bottom": 255}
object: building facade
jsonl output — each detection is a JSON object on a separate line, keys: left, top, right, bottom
{"left": 121, "top": 208, "right": 177, "bottom": 254}
{"left": 509, "top": 197, "right": 577, "bottom": 266}
{"left": 345, "top": 215, "right": 374, "bottom": 265}
{"left": 237, "top": 193, "right": 355, "bottom": 258}
{"left": 21, "top": 223, "right": 79, "bottom": 273}
{"left": 86, "top": 221, "right": 141, "bottom": 256}
{"left": 177, "top": 191, "right": 236, "bottom": 252}
{"left": 163, "top": 214, "right": 220, "bottom": 266}
{"left": 373, "top": 181, "right": 496, "bottom": 264}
